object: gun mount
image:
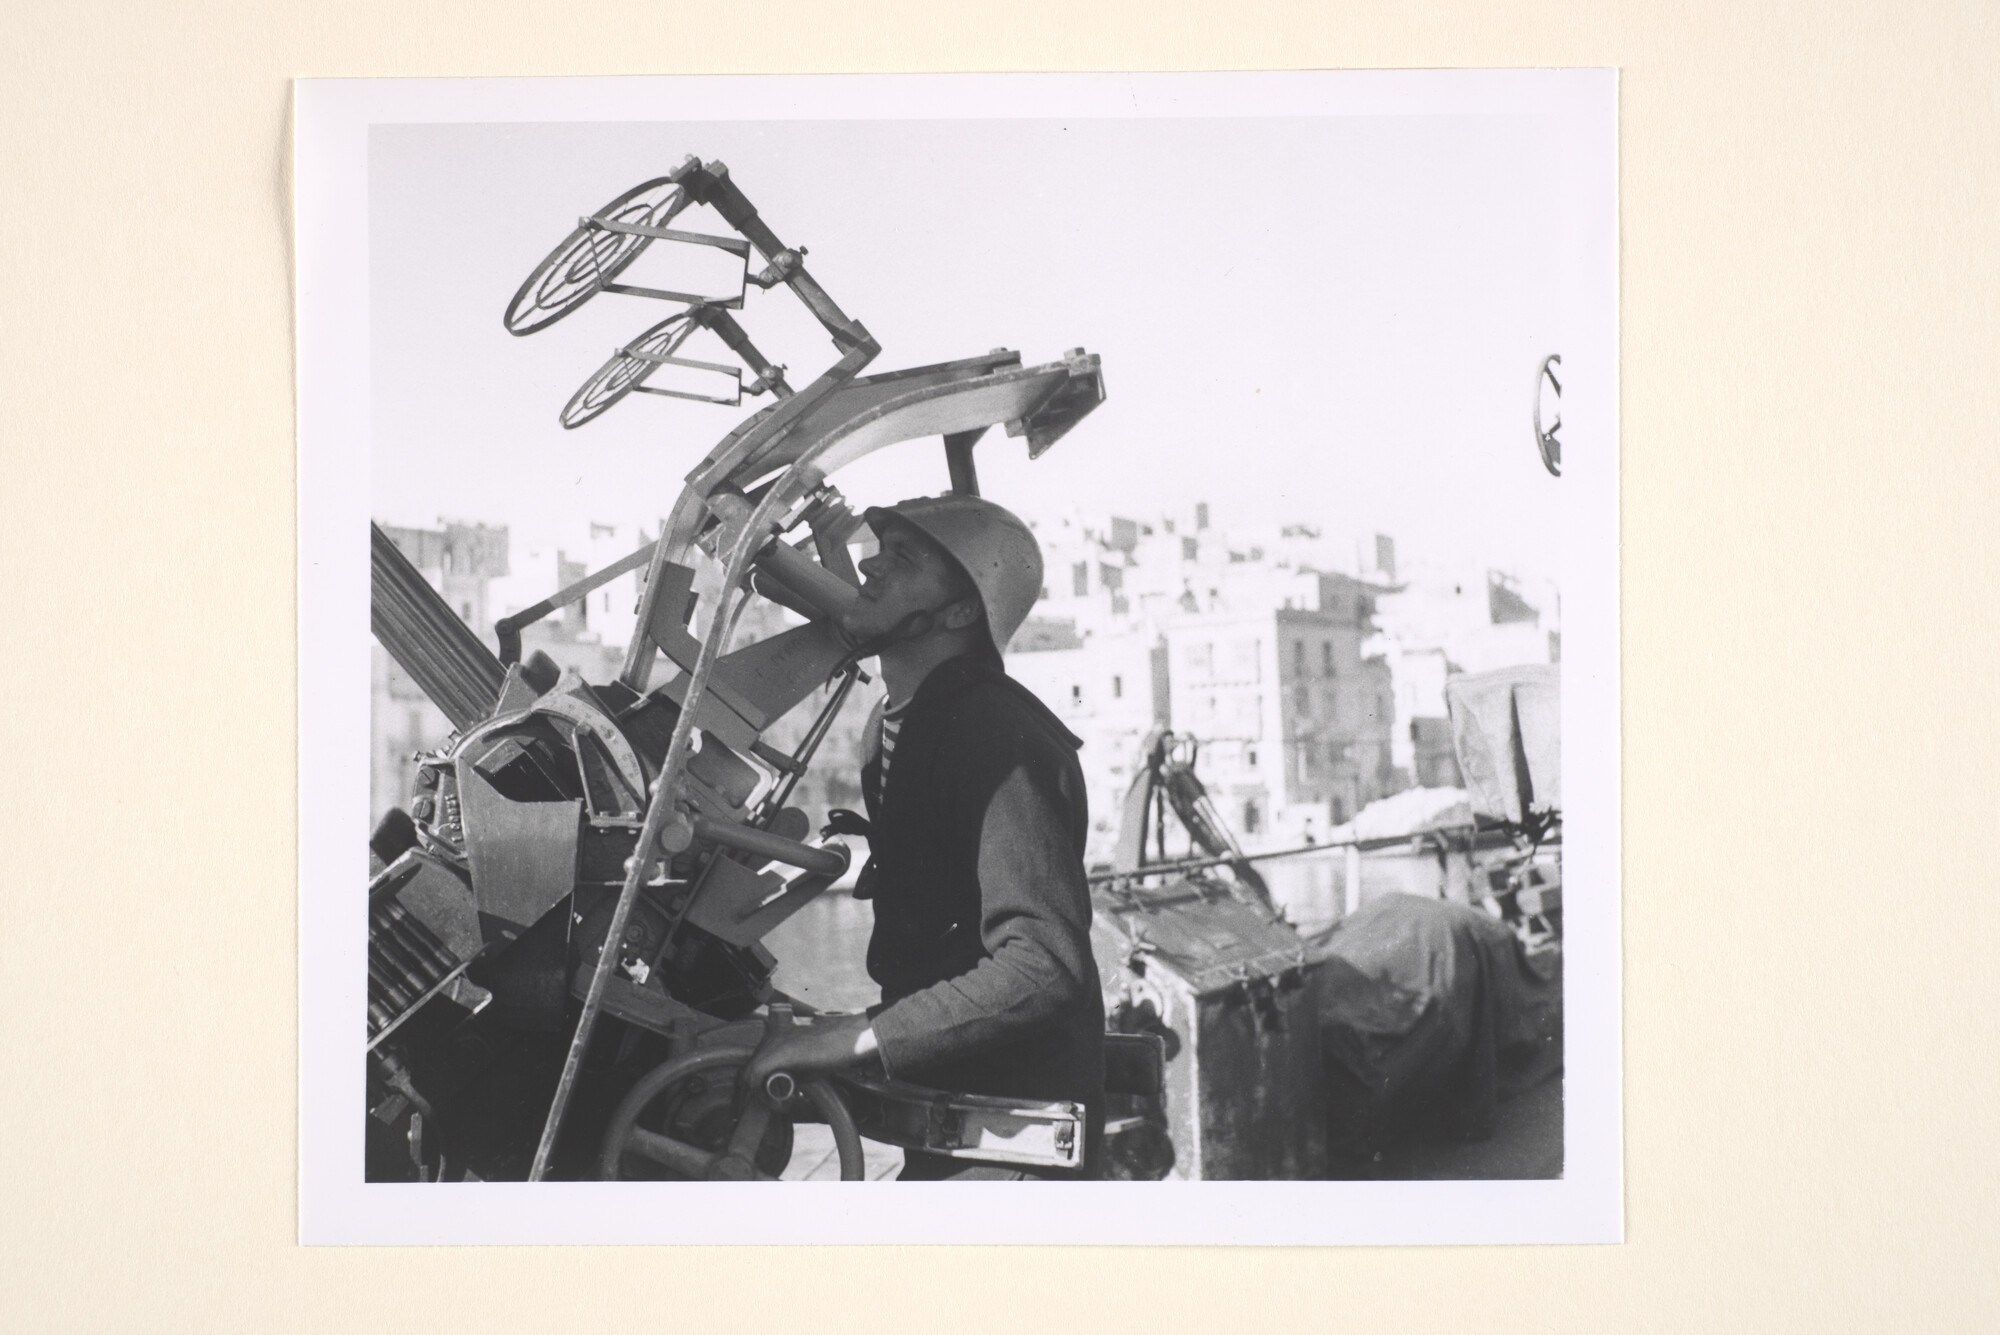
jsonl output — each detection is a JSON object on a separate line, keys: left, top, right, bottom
{"left": 366, "top": 157, "right": 1105, "bottom": 1182}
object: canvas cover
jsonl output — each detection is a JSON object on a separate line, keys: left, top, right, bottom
{"left": 1445, "top": 664, "right": 1561, "bottom": 824}
{"left": 1308, "top": 894, "right": 1560, "bottom": 1170}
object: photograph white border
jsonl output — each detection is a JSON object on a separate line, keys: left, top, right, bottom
{"left": 298, "top": 69, "right": 1619, "bottom": 1245}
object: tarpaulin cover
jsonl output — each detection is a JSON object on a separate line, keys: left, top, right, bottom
{"left": 1445, "top": 664, "right": 1561, "bottom": 824}
{"left": 1308, "top": 894, "right": 1560, "bottom": 1167}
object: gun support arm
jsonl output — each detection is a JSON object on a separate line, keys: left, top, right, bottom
{"left": 689, "top": 815, "right": 848, "bottom": 878}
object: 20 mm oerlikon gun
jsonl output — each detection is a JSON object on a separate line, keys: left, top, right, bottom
{"left": 366, "top": 157, "right": 1105, "bottom": 1182}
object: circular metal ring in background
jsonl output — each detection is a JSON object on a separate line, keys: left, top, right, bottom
{"left": 504, "top": 177, "right": 687, "bottom": 336}
{"left": 1533, "top": 353, "right": 1563, "bottom": 478}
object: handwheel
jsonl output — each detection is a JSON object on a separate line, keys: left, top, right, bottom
{"left": 597, "top": 1045, "right": 868, "bottom": 1181}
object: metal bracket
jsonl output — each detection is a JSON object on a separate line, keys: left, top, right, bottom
{"left": 583, "top": 216, "right": 751, "bottom": 256}
{"left": 625, "top": 347, "right": 749, "bottom": 407}
{"left": 494, "top": 538, "right": 659, "bottom": 666}
{"left": 747, "top": 248, "right": 805, "bottom": 289}
{"left": 599, "top": 280, "right": 744, "bottom": 310}
{"left": 834, "top": 1070, "right": 1087, "bottom": 1170}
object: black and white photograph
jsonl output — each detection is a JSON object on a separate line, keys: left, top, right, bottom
{"left": 298, "top": 71, "right": 1619, "bottom": 1243}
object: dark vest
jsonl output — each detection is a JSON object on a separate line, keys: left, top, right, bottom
{"left": 856, "top": 656, "right": 1104, "bottom": 1115}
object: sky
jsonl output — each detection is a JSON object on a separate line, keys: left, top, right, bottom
{"left": 370, "top": 114, "right": 1585, "bottom": 583}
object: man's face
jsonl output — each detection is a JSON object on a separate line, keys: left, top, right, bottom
{"left": 841, "top": 520, "right": 972, "bottom": 642}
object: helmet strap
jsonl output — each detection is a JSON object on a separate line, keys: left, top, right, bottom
{"left": 831, "top": 605, "right": 942, "bottom": 679}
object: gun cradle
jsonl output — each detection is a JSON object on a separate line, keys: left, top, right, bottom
{"left": 367, "top": 159, "right": 1104, "bottom": 1182}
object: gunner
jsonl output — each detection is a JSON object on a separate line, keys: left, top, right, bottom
{"left": 743, "top": 494, "right": 1105, "bottom": 1179}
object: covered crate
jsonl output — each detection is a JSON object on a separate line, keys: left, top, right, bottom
{"left": 1091, "top": 876, "right": 1325, "bottom": 1179}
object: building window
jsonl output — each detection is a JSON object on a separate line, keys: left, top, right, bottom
{"left": 1112, "top": 675, "right": 1123, "bottom": 699}
{"left": 1072, "top": 562, "right": 1089, "bottom": 597}
{"left": 1229, "top": 639, "right": 1261, "bottom": 681}
{"left": 1322, "top": 641, "right": 1334, "bottom": 675}
{"left": 1184, "top": 642, "right": 1213, "bottom": 676}
{"left": 1241, "top": 800, "right": 1260, "bottom": 834}
{"left": 1295, "top": 686, "right": 1309, "bottom": 715}
{"left": 1039, "top": 586, "right": 1050, "bottom": 601}
{"left": 1182, "top": 536, "right": 1199, "bottom": 561}
{"left": 460, "top": 602, "right": 472, "bottom": 622}
{"left": 1070, "top": 683, "right": 1083, "bottom": 705}
{"left": 1245, "top": 745, "right": 1258, "bottom": 768}
{"left": 1293, "top": 641, "right": 1305, "bottom": 677}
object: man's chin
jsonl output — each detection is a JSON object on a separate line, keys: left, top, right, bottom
{"left": 838, "top": 612, "right": 882, "bottom": 642}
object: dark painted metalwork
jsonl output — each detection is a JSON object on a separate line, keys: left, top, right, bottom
{"left": 369, "top": 522, "right": 505, "bottom": 731}
{"left": 366, "top": 154, "right": 1105, "bottom": 1184}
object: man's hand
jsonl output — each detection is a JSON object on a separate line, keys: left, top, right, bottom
{"left": 742, "top": 1013, "right": 879, "bottom": 1092}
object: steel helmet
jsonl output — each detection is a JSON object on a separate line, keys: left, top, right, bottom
{"left": 862, "top": 494, "right": 1044, "bottom": 655}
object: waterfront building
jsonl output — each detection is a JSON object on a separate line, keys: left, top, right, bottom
{"left": 1369, "top": 559, "right": 1561, "bottom": 785}
{"left": 1006, "top": 628, "right": 1169, "bottom": 863}
{"left": 1016, "top": 506, "right": 1407, "bottom": 853}
{"left": 368, "top": 505, "right": 1560, "bottom": 866}
{"left": 488, "top": 519, "right": 653, "bottom": 654}
{"left": 1161, "top": 583, "right": 1397, "bottom": 848}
